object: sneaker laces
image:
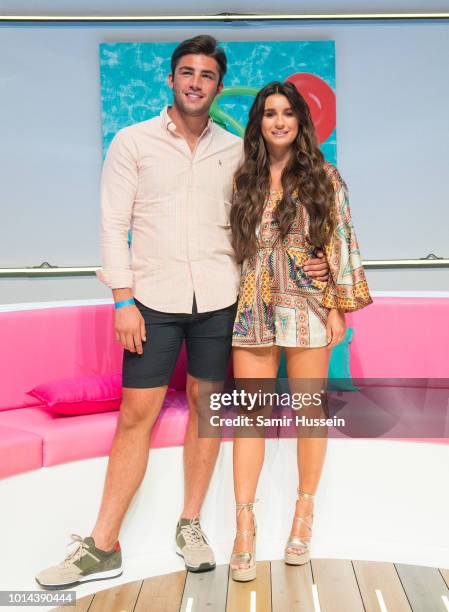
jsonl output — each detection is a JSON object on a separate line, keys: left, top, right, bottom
{"left": 59, "top": 534, "right": 99, "bottom": 568}
{"left": 180, "top": 519, "right": 209, "bottom": 549}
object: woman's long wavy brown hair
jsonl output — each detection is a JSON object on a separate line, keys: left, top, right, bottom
{"left": 230, "top": 81, "right": 335, "bottom": 263}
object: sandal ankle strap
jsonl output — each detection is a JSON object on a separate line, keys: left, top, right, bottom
{"left": 236, "top": 528, "right": 254, "bottom": 537}
{"left": 236, "top": 499, "right": 258, "bottom": 516}
{"left": 293, "top": 515, "right": 313, "bottom": 528}
{"left": 297, "top": 489, "right": 315, "bottom": 501}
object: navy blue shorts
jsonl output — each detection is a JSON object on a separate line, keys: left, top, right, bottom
{"left": 122, "top": 298, "right": 237, "bottom": 389}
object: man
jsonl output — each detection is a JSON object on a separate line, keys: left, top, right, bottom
{"left": 36, "top": 35, "right": 329, "bottom": 589}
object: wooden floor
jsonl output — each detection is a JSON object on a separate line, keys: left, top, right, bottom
{"left": 54, "top": 560, "right": 449, "bottom": 612}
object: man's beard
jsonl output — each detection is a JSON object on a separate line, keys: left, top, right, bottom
{"left": 173, "top": 88, "right": 214, "bottom": 117}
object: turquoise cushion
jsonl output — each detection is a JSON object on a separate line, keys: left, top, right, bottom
{"left": 328, "top": 327, "right": 358, "bottom": 390}
{"left": 277, "top": 327, "right": 357, "bottom": 391}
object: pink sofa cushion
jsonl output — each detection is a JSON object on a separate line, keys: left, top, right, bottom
{"left": 27, "top": 373, "right": 122, "bottom": 416}
{"left": 0, "top": 390, "right": 188, "bottom": 468}
{"left": 169, "top": 344, "right": 188, "bottom": 390}
{"left": 0, "top": 426, "right": 43, "bottom": 478}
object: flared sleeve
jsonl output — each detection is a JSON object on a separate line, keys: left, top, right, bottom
{"left": 321, "top": 165, "right": 373, "bottom": 312}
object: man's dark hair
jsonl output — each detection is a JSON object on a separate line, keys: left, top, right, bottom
{"left": 171, "top": 35, "right": 227, "bottom": 84}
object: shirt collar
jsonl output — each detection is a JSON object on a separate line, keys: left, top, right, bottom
{"left": 160, "top": 105, "right": 213, "bottom": 136}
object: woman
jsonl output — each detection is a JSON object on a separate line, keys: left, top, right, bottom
{"left": 229, "top": 81, "right": 372, "bottom": 581}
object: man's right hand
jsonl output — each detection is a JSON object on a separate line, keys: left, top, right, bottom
{"left": 114, "top": 305, "right": 146, "bottom": 354}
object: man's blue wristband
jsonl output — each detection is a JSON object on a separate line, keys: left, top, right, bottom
{"left": 114, "top": 298, "right": 135, "bottom": 310}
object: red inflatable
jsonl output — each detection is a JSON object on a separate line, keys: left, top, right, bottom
{"left": 285, "top": 72, "right": 336, "bottom": 144}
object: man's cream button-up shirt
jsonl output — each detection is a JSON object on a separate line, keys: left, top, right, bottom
{"left": 97, "top": 106, "right": 243, "bottom": 313}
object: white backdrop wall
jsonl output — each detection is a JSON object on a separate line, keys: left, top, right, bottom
{"left": 1, "top": 9, "right": 449, "bottom": 302}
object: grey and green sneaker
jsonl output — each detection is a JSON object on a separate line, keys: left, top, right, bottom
{"left": 175, "top": 518, "right": 216, "bottom": 572}
{"left": 35, "top": 534, "right": 122, "bottom": 590}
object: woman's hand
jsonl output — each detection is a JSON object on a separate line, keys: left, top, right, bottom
{"left": 326, "top": 309, "right": 346, "bottom": 348}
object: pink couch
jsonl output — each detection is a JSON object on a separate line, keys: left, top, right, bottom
{"left": 347, "top": 297, "right": 449, "bottom": 379}
{"left": 0, "top": 304, "right": 190, "bottom": 478}
{"left": 1, "top": 297, "right": 448, "bottom": 479}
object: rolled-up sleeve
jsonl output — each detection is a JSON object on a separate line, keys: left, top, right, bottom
{"left": 322, "top": 169, "right": 373, "bottom": 312}
{"left": 96, "top": 129, "right": 138, "bottom": 289}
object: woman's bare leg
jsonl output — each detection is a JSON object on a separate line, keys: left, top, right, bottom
{"left": 285, "top": 346, "right": 329, "bottom": 554}
{"left": 231, "top": 345, "right": 280, "bottom": 567}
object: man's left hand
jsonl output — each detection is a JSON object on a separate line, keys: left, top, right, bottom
{"left": 303, "top": 249, "right": 329, "bottom": 281}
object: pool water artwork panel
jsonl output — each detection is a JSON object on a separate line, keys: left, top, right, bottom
{"left": 100, "top": 40, "right": 336, "bottom": 164}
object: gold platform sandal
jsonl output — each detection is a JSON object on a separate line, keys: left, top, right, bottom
{"left": 284, "top": 490, "right": 314, "bottom": 565}
{"left": 230, "top": 501, "right": 257, "bottom": 582}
